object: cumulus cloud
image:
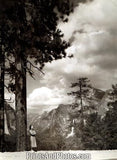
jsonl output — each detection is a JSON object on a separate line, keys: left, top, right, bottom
{"left": 27, "top": 0, "right": 117, "bottom": 110}
{"left": 57, "top": 0, "right": 117, "bottom": 89}
{"left": 27, "top": 87, "right": 73, "bottom": 111}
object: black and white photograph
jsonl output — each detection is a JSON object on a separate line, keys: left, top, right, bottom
{"left": 0, "top": 0, "right": 117, "bottom": 159}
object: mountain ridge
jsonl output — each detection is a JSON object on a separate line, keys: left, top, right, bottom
{"left": 27, "top": 87, "right": 111, "bottom": 150}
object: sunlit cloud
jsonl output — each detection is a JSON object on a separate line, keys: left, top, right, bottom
{"left": 27, "top": 0, "right": 117, "bottom": 110}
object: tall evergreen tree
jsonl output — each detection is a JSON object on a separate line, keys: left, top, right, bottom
{"left": 102, "top": 101, "right": 117, "bottom": 149}
{"left": 68, "top": 77, "right": 91, "bottom": 118}
{"left": 102, "top": 84, "right": 117, "bottom": 149}
{"left": 2, "top": 0, "right": 74, "bottom": 151}
{"left": 0, "top": 0, "right": 16, "bottom": 151}
{"left": 108, "top": 84, "right": 117, "bottom": 102}
{"left": 79, "top": 112, "right": 104, "bottom": 150}
{"left": 0, "top": 25, "right": 5, "bottom": 152}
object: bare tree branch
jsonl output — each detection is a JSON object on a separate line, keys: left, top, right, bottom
{"left": 26, "top": 59, "right": 45, "bottom": 75}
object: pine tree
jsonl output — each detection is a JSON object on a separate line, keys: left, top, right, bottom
{"left": 102, "top": 84, "right": 117, "bottom": 149}
{"left": 0, "top": 26, "right": 5, "bottom": 152}
{"left": 0, "top": 1, "right": 16, "bottom": 151}
{"left": 108, "top": 84, "right": 117, "bottom": 102}
{"left": 2, "top": 0, "right": 73, "bottom": 151}
{"left": 79, "top": 112, "right": 104, "bottom": 150}
{"left": 68, "top": 77, "right": 91, "bottom": 118}
{"left": 103, "top": 101, "right": 117, "bottom": 149}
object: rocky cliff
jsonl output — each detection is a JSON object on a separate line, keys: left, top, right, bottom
{"left": 28, "top": 88, "right": 110, "bottom": 150}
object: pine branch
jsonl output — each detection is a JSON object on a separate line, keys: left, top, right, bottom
{"left": 27, "top": 60, "right": 44, "bottom": 75}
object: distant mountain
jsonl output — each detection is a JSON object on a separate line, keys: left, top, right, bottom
{"left": 28, "top": 88, "right": 111, "bottom": 150}
{"left": 4, "top": 87, "right": 111, "bottom": 150}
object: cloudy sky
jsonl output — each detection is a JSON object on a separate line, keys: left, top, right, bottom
{"left": 27, "top": 0, "right": 117, "bottom": 112}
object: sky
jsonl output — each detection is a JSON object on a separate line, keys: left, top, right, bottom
{"left": 27, "top": 0, "right": 117, "bottom": 113}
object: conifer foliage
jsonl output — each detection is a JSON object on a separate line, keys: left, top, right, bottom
{"left": 0, "top": 0, "right": 73, "bottom": 151}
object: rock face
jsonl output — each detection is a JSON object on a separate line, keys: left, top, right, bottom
{"left": 28, "top": 88, "right": 110, "bottom": 150}
{"left": 5, "top": 102, "right": 16, "bottom": 136}
{"left": 4, "top": 102, "right": 16, "bottom": 151}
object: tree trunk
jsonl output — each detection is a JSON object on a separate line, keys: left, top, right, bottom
{"left": 79, "top": 82, "right": 83, "bottom": 116}
{"left": 0, "top": 33, "right": 5, "bottom": 152}
{"left": 15, "top": 53, "right": 27, "bottom": 151}
{"left": 79, "top": 81, "right": 84, "bottom": 126}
